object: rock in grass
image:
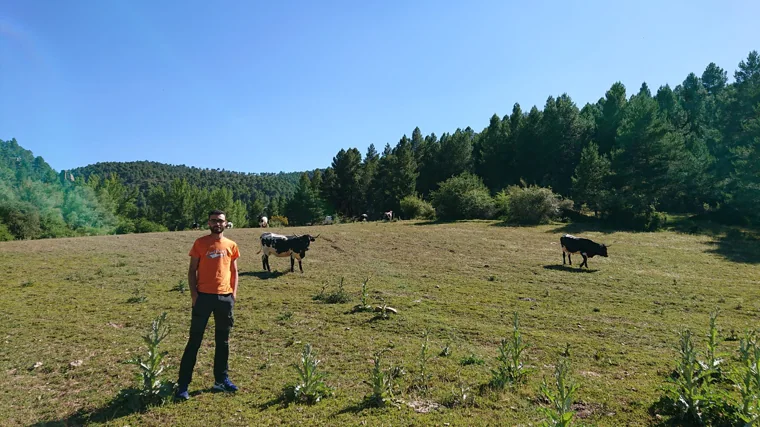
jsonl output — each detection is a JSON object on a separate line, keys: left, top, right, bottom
{"left": 374, "top": 306, "right": 398, "bottom": 314}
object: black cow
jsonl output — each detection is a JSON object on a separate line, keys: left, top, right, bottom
{"left": 560, "top": 234, "right": 609, "bottom": 268}
{"left": 257, "top": 232, "right": 320, "bottom": 273}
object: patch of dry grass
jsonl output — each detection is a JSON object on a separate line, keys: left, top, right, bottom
{"left": 1, "top": 220, "right": 759, "bottom": 425}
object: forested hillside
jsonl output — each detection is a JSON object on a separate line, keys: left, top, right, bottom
{"left": 2, "top": 50, "right": 759, "bottom": 240}
{"left": 0, "top": 138, "right": 116, "bottom": 240}
{"left": 316, "top": 50, "right": 760, "bottom": 229}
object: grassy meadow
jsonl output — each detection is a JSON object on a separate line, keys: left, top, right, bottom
{"left": 2, "top": 219, "right": 759, "bottom": 426}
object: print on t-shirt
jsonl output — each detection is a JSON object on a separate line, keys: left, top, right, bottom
{"left": 206, "top": 249, "right": 228, "bottom": 259}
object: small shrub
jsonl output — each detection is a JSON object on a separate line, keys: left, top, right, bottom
{"left": 133, "top": 218, "right": 169, "bottom": 233}
{"left": 460, "top": 354, "right": 485, "bottom": 366}
{"left": 269, "top": 215, "right": 289, "bottom": 227}
{"left": 114, "top": 218, "right": 136, "bottom": 235}
{"left": 277, "top": 311, "right": 294, "bottom": 322}
{"left": 539, "top": 357, "right": 579, "bottom": 427}
{"left": 284, "top": 343, "right": 332, "bottom": 404}
{"left": 599, "top": 191, "right": 666, "bottom": 231}
{"left": 313, "top": 277, "right": 352, "bottom": 304}
{"left": 127, "top": 284, "right": 147, "bottom": 303}
{"left": 497, "top": 184, "right": 572, "bottom": 225}
{"left": 400, "top": 195, "right": 436, "bottom": 220}
{"left": 172, "top": 280, "right": 187, "bottom": 294}
{"left": 0, "top": 222, "right": 14, "bottom": 241}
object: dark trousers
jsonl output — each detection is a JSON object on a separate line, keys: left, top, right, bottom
{"left": 177, "top": 292, "right": 234, "bottom": 386}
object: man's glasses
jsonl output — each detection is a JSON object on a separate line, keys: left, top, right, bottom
{"left": 209, "top": 219, "right": 226, "bottom": 224}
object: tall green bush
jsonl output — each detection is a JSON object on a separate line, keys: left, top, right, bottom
{"left": 400, "top": 195, "right": 436, "bottom": 220}
{"left": 496, "top": 184, "right": 572, "bottom": 225}
{"left": 431, "top": 173, "right": 495, "bottom": 220}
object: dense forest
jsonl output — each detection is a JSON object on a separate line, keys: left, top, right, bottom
{"left": 1, "top": 50, "right": 758, "bottom": 240}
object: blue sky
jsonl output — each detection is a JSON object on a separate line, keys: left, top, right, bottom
{"left": 1, "top": 0, "right": 758, "bottom": 174}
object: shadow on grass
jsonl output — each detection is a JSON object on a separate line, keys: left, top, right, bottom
{"left": 409, "top": 219, "right": 455, "bottom": 226}
{"left": 542, "top": 221, "right": 617, "bottom": 236}
{"left": 705, "top": 232, "right": 760, "bottom": 264}
{"left": 240, "top": 271, "right": 286, "bottom": 279}
{"left": 333, "top": 399, "right": 379, "bottom": 415}
{"left": 667, "top": 215, "right": 760, "bottom": 264}
{"left": 257, "top": 393, "right": 292, "bottom": 411}
{"left": 31, "top": 387, "right": 218, "bottom": 426}
{"left": 542, "top": 264, "right": 599, "bottom": 273}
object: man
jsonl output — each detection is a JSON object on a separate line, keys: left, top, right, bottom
{"left": 175, "top": 209, "right": 240, "bottom": 401}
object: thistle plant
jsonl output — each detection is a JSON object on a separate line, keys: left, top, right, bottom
{"left": 174, "top": 279, "right": 187, "bottom": 294}
{"left": 289, "top": 343, "right": 332, "bottom": 404}
{"left": 490, "top": 312, "right": 531, "bottom": 389}
{"left": 122, "top": 312, "right": 174, "bottom": 405}
{"left": 539, "top": 357, "right": 579, "bottom": 427}
{"left": 735, "top": 330, "right": 760, "bottom": 425}
{"left": 668, "top": 329, "right": 710, "bottom": 424}
{"left": 365, "top": 350, "right": 404, "bottom": 407}
{"left": 352, "top": 276, "right": 373, "bottom": 312}
{"left": 414, "top": 330, "right": 434, "bottom": 394}
{"left": 702, "top": 309, "right": 724, "bottom": 375}
{"left": 360, "top": 276, "right": 371, "bottom": 308}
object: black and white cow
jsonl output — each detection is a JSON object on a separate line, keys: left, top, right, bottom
{"left": 560, "top": 234, "right": 609, "bottom": 268}
{"left": 383, "top": 210, "right": 393, "bottom": 221}
{"left": 257, "top": 232, "right": 320, "bottom": 273}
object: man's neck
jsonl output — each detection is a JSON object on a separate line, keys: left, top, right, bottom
{"left": 210, "top": 231, "right": 224, "bottom": 240}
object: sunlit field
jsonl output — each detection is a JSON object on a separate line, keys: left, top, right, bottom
{"left": 2, "top": 220, "right": 759, "bottom": 426}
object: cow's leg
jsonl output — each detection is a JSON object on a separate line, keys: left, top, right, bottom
{"left": 290, "top": 255, "right": 295, "bottom": 273}
{"left": 568, "top": 253, "right": 572, "bottom": 265}
{"left": 298, "top": 259, "right": 303, "bottom": 273}
{"left": 581, "top": 253, "right": 588, "bottom": 268}
{"left": 563, "top": 252, "right": 566, "bottom": 265}
{"left": 262, "top": 254, "right": 267, "bottom": 271}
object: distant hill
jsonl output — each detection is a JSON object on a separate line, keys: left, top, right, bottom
{"left": 0, "top": 138, "right": 117, "bottom": 240}
{"left": 71, "top": 160, "right": 305, "bottom": 203}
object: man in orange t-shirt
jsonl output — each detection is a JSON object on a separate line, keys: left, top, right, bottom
{"left": 175, "top": 209, "right": 240, "bottom": 401}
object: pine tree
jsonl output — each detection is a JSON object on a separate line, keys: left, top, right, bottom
{"left": 286, "top": 173, "right": 324, "bottom": 225}
{"left": 571, "top": 142, "right": 610, "bottom": 216}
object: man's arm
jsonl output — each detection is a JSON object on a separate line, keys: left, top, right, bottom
{"left": 230, "top": 258, "right": 239, "bottom": 301}
{"left": 188, "top": 257, "right": 200, "bottom": 306}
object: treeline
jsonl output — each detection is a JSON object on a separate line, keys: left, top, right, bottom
{"left": 2, "top": 50, "right": 759, "bottom": 240}
{"left": 313, "top": 50, "right": 760, "bottom": 230}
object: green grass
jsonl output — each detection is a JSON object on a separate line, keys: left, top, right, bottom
{"left": 1, "top": 219, "right": 759, "bottom": 425}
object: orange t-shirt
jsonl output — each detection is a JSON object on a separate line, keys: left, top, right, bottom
{"left": 189, "top": 235, "right": 240, "bottom": 295}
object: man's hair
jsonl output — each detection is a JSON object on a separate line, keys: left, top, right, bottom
{"left": 208, "top": 209, "right": 226, "bottom": 218}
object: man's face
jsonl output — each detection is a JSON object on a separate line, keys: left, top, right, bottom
{"left": 208, "top": 214, "right": 227, "bottom": 233}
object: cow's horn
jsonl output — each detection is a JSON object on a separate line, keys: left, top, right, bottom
{"left": 314, "top": 234, "right": 320, "bottom": 239}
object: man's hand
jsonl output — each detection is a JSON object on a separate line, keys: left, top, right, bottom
{"left": 191, "top": 291, "right": 198, "bottom": 307}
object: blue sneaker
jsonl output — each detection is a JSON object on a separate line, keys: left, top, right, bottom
{"left": 175, "top": 385, "right": 190, "bottom": 401}
{"left": 212, "top": 377, "right": 238, "bottom": 393}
